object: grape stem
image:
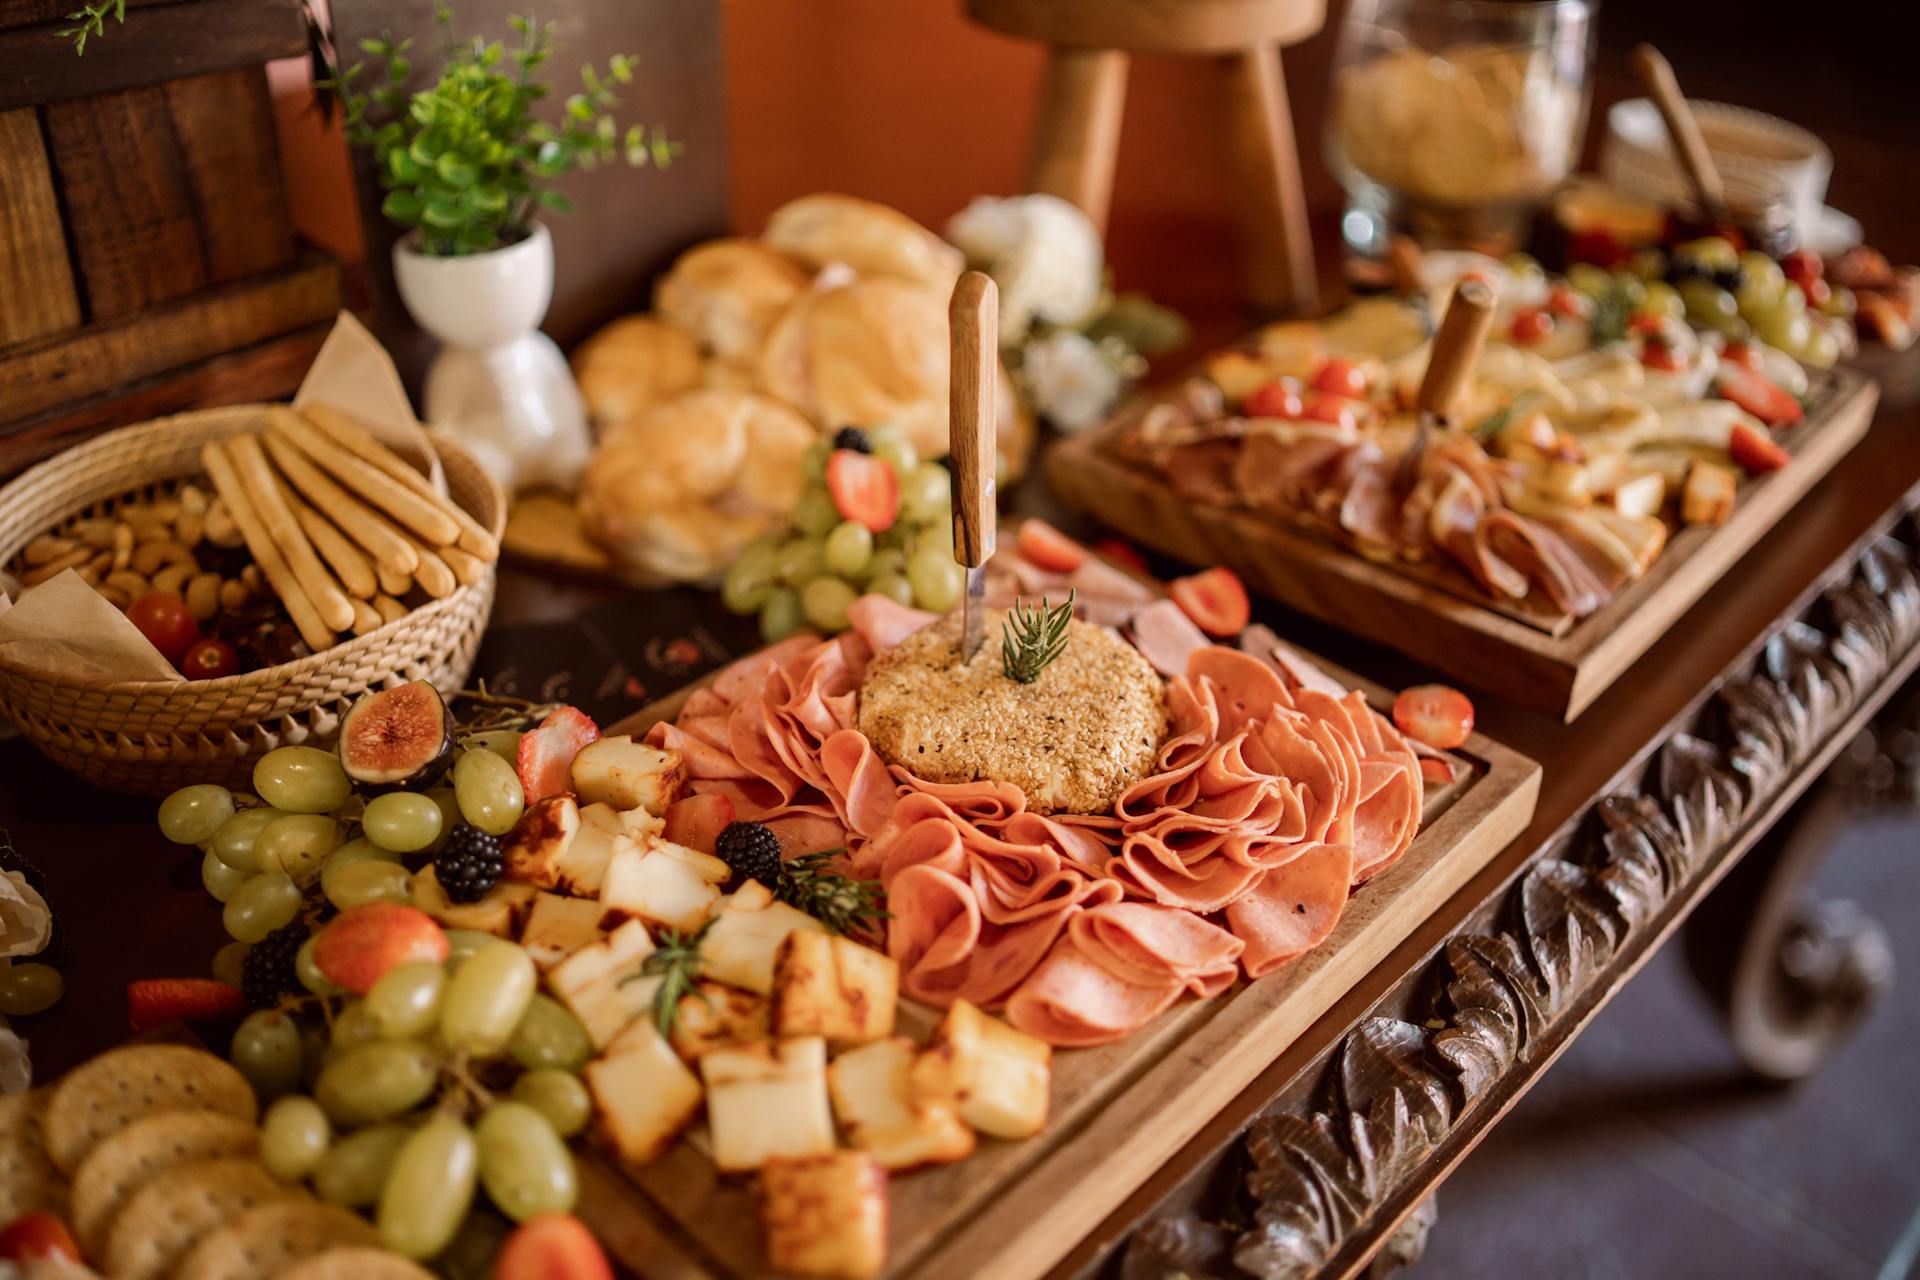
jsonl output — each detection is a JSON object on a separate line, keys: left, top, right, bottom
{"left": 443, "top": 1053, "right": 495, "bottom": 1115}
{"left": 453, "top": 684, "right": 560, "bottom": 737}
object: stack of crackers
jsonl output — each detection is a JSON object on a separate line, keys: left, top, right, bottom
{"left": 0, "top": 1044, "right": 428, "bottom": 1279}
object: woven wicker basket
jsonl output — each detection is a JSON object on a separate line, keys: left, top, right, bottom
{"left": 0, "top": 405, "right": 505, "bottom": 796}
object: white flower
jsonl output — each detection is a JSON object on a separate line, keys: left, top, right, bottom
{"left": 1022, "top": 330, "right": 1125, "bottom": 432}
{"left": 947, "top": 194, "right": 1104, "bottom": 344}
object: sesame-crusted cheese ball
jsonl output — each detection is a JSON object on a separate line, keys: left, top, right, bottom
{"left": 857, "top": 611, "right": 1167, "bottom": 815}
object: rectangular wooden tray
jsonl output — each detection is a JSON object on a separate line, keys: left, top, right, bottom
{"left": 576, "top": 641, "right": 1539, "bottom": 1279}
{"left": 1046, "top": 365, "right": 1879, "bottom": 719}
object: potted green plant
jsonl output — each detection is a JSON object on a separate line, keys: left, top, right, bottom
{"left": 329, "top": 4, "right": 678, "bottom": 491}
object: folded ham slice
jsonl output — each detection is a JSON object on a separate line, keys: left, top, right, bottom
{"left": 1006, "top": 904, "right": 1242, "bottom": 1046}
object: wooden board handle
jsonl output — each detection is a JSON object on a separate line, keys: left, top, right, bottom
{"left": 1631, "top": 43, "right": 1725, "bottom": 218}
{"left": 1418, "top": 280, "right": 1496, "bottom": 422}
{"left": 949, "top": 270, "right": 998, "bottom": 568}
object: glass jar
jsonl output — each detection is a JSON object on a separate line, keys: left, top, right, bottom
{"left": 1328, "top": 0, "right": 1598, "bottom": 258}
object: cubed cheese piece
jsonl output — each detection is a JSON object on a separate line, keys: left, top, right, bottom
{"left": 827, "top": 1038, "right": 973, "bottom": 1171}
{"left": 580, "top": 800, "right": 664, "bottom": 842}
{"left": 759, "top": 1152, "right": 888, "bottom": 1280}
{"left": 501, "top": 794, "right": 580, "bottom": 889}
{"left": 669, "top": 981, "right": 771, "bottom": 1063}
{"left": 411, "top": 865, "right": 537, "bottom": 938}
{"left": 1682, "top": 459, "right": 1737, "bottom": 526}
{"left": 1605, "top": 469, "right": 1667, "bottom": 520}
{"left": 908, "top": 999, "right": 1050, "bottom": 1140}
{"left": 570, "top": 736, "right": 686, "bottom": 814}
{"left": 772, "top": 932, "right": 897, "bottom": 1045}
{"left": 547, "top": 918, "right": 658, "bottom": 1047}
{"left": 599, "top": 837, "right": 728, "bottom": 935}
{"left": 586, "top": 1018, "right": 703, "bottom": 1165}
{"left": 519, "top": 891, "right": 608, "bottom": 970}
{"left": 546, "top": 819, "right": 626, "bottom": 899}
{"left": 701, "top": 881, "right": 827, "bottom": 995}
{"left": 701, "top": 1037, "right": 834, "bottom": 1173}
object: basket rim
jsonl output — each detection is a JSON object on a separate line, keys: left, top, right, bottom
{"left": 0, "top": 404, "right": 505, "bottom": 694}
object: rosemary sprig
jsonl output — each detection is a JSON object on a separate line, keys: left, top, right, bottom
{"left": 627, "top": 920, "right": 712, "bottom": 1039}
{"left": 1000, "top": 590, "right": 1076, "bottom": 684}
{"left": 777, "top": 851, "right": 887, "bottom": 940}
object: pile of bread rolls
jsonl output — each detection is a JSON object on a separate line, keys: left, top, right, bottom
{"left": 572, "top": 193, "right": 1033, "bottom": 583}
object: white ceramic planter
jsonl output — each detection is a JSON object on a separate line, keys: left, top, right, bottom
{"left": 392, "top": 222, "right": 590, "bottom": 493}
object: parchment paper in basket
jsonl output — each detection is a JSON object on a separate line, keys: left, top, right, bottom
{"left": 294, "top": 309, "right": 449, "bottom": 495}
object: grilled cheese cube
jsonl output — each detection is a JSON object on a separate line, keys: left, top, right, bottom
{"left": 547, "top": 918, "right": 657, "bottom": 1047}
{"left": 570, "top": 735, "right": 686, "bottom": 814}
{"left": 502, "top": 795, "right": 581, "bottom": 889}
{"left": 760, "top": 1152, "right": 888, "bottom": 1280}
{"left": 908, "top": 999, "right": 1050, "bottom": 1140}
{"left": 599, "top": 837, "right": 729, "bottom": 935}
{"left": 827, "top": 1038, "right": 974, "bottom": 1171}
{"left": 701, "top": 1037, "right": 834, "bottom": 1173}
{"left": 586, "top": 1017, "right": 703, "bottom": 1165}
{"left": 581, "top": 799, "right": 663, "bottom": 843}
{"left": 1682, "top": 459, "right": 1737, "bottom": 526}
{"left": 701, "top": 880, "right": 827, "bottom": 995}
{"left": 411, "top": 865, "right": 537, "bottom": 938}
{"left": 669, "top": 981, "right": 771, "bottom": 1063}
{"left": 771, "top": 932, "right": 897, "bottom": 1045}
{"left": 519, "top": 891, "right": 608, "bottom": 970}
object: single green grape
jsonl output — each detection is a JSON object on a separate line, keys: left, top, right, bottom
{"left": 1679, "top": 278, "right": 1739, "bottom": 324}
{"left": 1566, "top": 262, "right": 1612, "bottom": 298}
{"left": 158, "top": 784, "right": 236, "bottom": 845}
{"left": 867, "top": 572, "right": 915, "bottom": 607}
{"left": 759, "top": 588, "right": 806, "bottom": 643}
{"left": 255, "top": 815, "right": 338, "bottom": 884}
{"left": 201, "top": 849, "right": 251, "bottom": 903}
{"left": 1800, "top": 325, "right": 1841, "bottom": 369}
{"left": 260, "top": 1094, "right": 332, "bottom": 1181}
{"left": 315, "top": 1040, "right": 440, "bottom": 1127}
{"left": 327, "top": 1000, "right": 380, "bottom": 1056}
{"left": 775, "top": 538, "right": 827, "bottom": 586}
{"left": 913, "top": 515, "right": 955, "bottom": 557}
{"left": 362, "top": 792, "right": 445, "bottom": 854}
{"left": 464, "top": 729, "right": 523, "bottom": 765}
{"left": 439, "top": 941, "right": 535, "bottom": 1055}
{"left": 1820, "top": 284, "right": 1857, "bottom": 319}
{"left": 1676, "top": 236, "right": 1739, "bottom": 272}
{"left": 1609, "top": 271, "right": 1647, "bottom": 308}
{"left": 907, "top": 547, "right": 965, "bottom": 611}
{"left": 365, "top": 961, "right": 447, "bottom": 1039}
{"left": 423, "top": 788, "right": 463, "bottom": 853}
{"left": 721, "top": 538, "right": 782, "bottom": 614}
{"left": 452, "top": 748, "right": 524, "bottom": 837}
{"left": 823, "top": 520, "right": 874, "bottom": 578}
{"left": 253, "top": 746, "right": 351, "bottom": 814}
{"left": 475, "top": 1101, "right": 577, "bottom": 1222}
{"left": 211, "top": 940, "right": 250, "bottom": 988}
{"left": 792, "top": 488, "right": 840, "bottom": 538}
{"left": 296, "top": 935, "right": 342, "bottom": 997}
{"left": 442, "top": 930, "right": 507, "bottom": 974}
{"left": 222, "top": 872, "right": 301, "bottom": 944}
{"left": 861, "top": 547, "right": 906, "bottom": 585}
{"left": 1755, "top": 308, "right": 1811, "bottom": 353}
{"left": 1640, "top": 281, "right": 1684, "bottom": 321}
{"left": 321, "top": 839, "right": 400, "bottom": 897}
{"left": 1737, "top": 253, "right": 1786, "bottom": 308}
{"left": 210, "top": 807, "right": 284, "bottom": 873}
{"left": 230, "top": 1009, "right": 304, "bottom": 1100}
{"left": 324, "top": 859, "right": 413, "bottom": 911}
{"left": 898, "top": 462, "right": 950, "bottom": 521}
{"left": 377, "top": 1115, "right": 477, "bottom": 1259}
{"left": 510, "top": 1069, "right": 592, "bottom": 1138}
{"left": 314, "top": 1123, "right": 409, "bottom": 1207}
{"left": 800, "top": 576, "right": 858, "bottom": 631}
{"left": 799, "top": 440, "right": 830, "bottom": 483}
{"left": 869, "top": 430, "right": 918, "bottom": 473}
{"left": 508, "top": 995, "right": 594, "bottom": 1072}
{"left": 0, "top": 963, "right": 62, "bottom": 1016}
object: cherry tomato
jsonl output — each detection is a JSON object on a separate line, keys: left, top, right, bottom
{"left": 1719, "top": 341, "right": 1763, "bottom": 372}
{"left": 1509, "top": 309, "right": 1554, "bottom": 346}
{"left": 1014, "top": 519, "right": 1086, "bottom": 574}
{"left": 1781, "top": 248, "right": 1822, "bottom": 286}
{"left": 0, "top": 1212, "right": 81, "bottom": 1263}
{"left": 1729, "top": 421, "right": 1792, "bottom": 473}
{"left": 1719, "top": 366, "right": 1804, "bottom": 429}
{"left": 1545, "top": 286, "right": 1587, "bottom": 319}
{"left": 1629, "top": 313, "right": 1668, "bottom": 337}
{"left": 1310, "top": 357, "right": 1368, "bottom": 400}
{"left": 496, "top": 1213, "right": 614, "bottom": 1280}
{"left": 1300, "top": 393, "right": 1364, "bottom": 431}
{"left": 126, "top": 592, "right": 200, "bottom": 665}
{"left": 1242, "top": 378, "right": 1305, "bottom": 420}
{"left": 1392, "top": 684, "right": 1475, "bottom": 750}
{"left": 1640, "top": 340, "right": 1684, "bottom": 373}
{"left": 1094, "top": 537, "right": 1149, "bottom": 575}
{"left": 1169, "top": 567, "right": 1251, "bottom": 637}
{"left": 181, "top": 637, "right": 239, "bottom": 680}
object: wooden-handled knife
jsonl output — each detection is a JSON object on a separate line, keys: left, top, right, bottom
{"left": 949, "top": 271, "right": 998, "bottom": 665}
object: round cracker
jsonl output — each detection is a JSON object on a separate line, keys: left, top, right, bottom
{"left": 70, "top": 1108, "right": 260, "bottom": 1257}
{"left": 176, "top": 1198, "right": 379, "bottom": 1280}
{"left": 102, "top": 1156, "right": 295, "bottom": 1280}
{"left": 276, "top": 1246, "right": 437, "bottom": 1279}
{"left": 0, "top": 1087, "right": 68, "bottom": 1224}
{"left": 44, "top": 1045, "right": 256, "bottom": 1174}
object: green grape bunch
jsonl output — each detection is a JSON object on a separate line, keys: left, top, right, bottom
{"left": 324, "top": 3, "right": 680, "bottom": 257}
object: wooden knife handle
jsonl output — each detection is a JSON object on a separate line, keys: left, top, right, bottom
{"left": 1417, "top": 279, "right": 1496, "bottom": 423}
{"left": 1631, "top": 43, "right": 1725, "bottom": 217}
{"left": 948, "top": 270, "right": 998, "bottom": 568}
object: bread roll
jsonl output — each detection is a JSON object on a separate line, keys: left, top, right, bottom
{"left": 571, "top": 315, "right": 703, "bottom": 427}
{"left": 763, "top": 194, "right": 963, "bottom": 290}
{"left": 655, "top": 239, "right": 809, "bottom": 363}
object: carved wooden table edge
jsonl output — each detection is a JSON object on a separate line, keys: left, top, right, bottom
{"left": 1074, "top": 495, "right": 1920, "bottom": 1280}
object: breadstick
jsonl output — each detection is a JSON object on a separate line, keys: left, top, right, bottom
{"left": 261, "top": 423, "right": 419, "bottom": 575}
{"left": 226, "top": 434, "right": 356, "bottom": 633}
{"left": 349, "top": 598, "right": 383, "bottom": 635}
{"left": 439, "top": 544, "right": 485, "bottom": 588}
{"left": 376, "top": 561, "right": 412, "bottom": 598}
{"left": 200, "top": 441, "right": 335, "bottom": 652}
{"left": 285, "top": 491, "right": 378, "bottom": 600}
{"left": 403, "top": 535, "right": 457, "bottom": 599}
{"left": 269, "top": 409, "right": 459, "bottom": 545}
{"left": 373, "top": 594, "right": 408, "bottom": 624}
{"left": 302, "top": 404, "right": 499, "bottom": 562}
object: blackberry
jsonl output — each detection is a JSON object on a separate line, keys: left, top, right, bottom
{"left": 436, "top": 825, "right": 504, "bottom": 904}
{"left": 832, "top": 426, "right": 871, "bottom": 454}
{"left": 714, "top": 821, "right": 784, "bottom": 888}
{"left": 242, "top": 922, "right": 306, "bottom": 1009}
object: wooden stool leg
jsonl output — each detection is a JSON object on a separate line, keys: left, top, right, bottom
{"left": 1220, "top": 43, "right": 1317, "bottom": 315}
{"left": 1027, "top": 46, "right": 1129, "bottom": 238}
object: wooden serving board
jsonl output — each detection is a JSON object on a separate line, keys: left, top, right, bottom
{"left": 1046, "top": 365, "right": 1879, "bottom": 719}
{"left": 576, "top": 625, "right": 1539, "bottom": 1279}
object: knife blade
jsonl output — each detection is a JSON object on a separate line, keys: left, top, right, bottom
{"left": 949, "top": 271, "right": 999, "bottom": 665}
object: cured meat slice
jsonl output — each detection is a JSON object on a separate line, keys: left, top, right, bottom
{"left": 1131, "top": 599, "right": 1211, "bottom": 678}
{"left": 847, "top": 594, "right": 939, "bottom": 651}
{"left": 1478, "top": 511, "right": 1610, "bottom": 617}
{"left": 1005, "top": 903, "right": 1242, "bottom": 1046}
{"left": 1225, "top": 841, "right": 1355, "bottom": 978}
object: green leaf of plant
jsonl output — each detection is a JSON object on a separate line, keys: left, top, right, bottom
{"left": 434, "top": 153, "right": 476, "bottom": 188}
{"left": 421, "top": 195, "right": 464, "bottom": 230}
{"left": 380, "top": 190, "right": 425, "bottom": 225}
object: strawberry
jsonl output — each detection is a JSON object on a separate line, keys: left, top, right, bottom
{"left": 825, "top": 449, "right": 899, "bottom": 533}
{"left": 1169, "top": 567, "right": 1251, "bottom": 637}
{"left": 0, "top": 1212, "right": 81, "bottom": 1263}
{"left": 1015, "top": 519, "right": 1086, "bottom": 573}
{"left": 1717, "top": 365, "right": 1803, "bottom": 429}
{"left": 313, "top": 904, "right": 448, "bottom": 996}
{"left": 516, "top": 705, "right": 601, "bottom": 807}
{"left": 1095, "top": 537, "right": 1149, "bottom": 575}
{"left": 1392, "top": 684, "right": 1475, "bottom": 750}
{"left": 496, "top": 1212, "right": 614, "bottom": 1280}
{"left": 662, "top": 792, "right": 737, "bottom": 855}
{"left": 1729, "top": 421, "right": 1792, "bottom": 474}
{"left": 127, "top": 978, "right": 246, "bottom": 1033}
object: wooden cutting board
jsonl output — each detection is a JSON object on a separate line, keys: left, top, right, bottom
{"left": 575, "top": 615, "right": 1540, "bottom": 1279}
{"left": 1046, "top": 364, "right": 1878, "bottom": 720}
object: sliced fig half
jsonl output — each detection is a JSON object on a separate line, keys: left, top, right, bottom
{"left": 339, "top": 681, "right": 455, "bottom": 791}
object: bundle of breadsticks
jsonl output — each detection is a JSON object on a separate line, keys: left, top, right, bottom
{"left": 197, "top": 405, "right": 499, "bottom": 653}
